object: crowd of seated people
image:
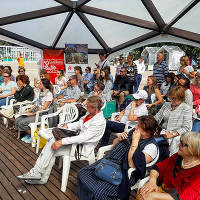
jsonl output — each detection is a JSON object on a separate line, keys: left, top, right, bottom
{"left": 0, "top": 51, "right": 200, "bottom": 200}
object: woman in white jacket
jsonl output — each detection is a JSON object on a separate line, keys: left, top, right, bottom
{"left": 17, "top": 96, "right": 106, "bottom": 184}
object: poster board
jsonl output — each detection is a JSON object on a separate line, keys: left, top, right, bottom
{"left": 65, "top": 44, "right": 88, "bottom": 77}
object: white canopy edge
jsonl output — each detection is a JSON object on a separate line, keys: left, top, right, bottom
{"left": 108, "top": 34, "right": 200, "bottom": 61}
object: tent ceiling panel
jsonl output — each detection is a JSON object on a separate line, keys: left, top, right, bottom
{"left": 56, "top": 14, "right": 102, "bottom": 49}
{"left": 86, "top": 14, "right": 152, "bottom": 48}
{"left": 173, "top": 2, "right": 200, "bottom": 34}
{"left": 2, "top": 13, "right": 67, "bottom": 46}
{"left": 86, "top": 0, "right": 154, "bottom": 22}
{"left": 0, "top": 0, "right": 60, "bottom": 18}
{"left": 152, "top": 0, "right": 192, "bottom": 23}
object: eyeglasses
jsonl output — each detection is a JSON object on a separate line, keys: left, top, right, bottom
{"left": 180, "top": 139, "right": 188, "bottom": 147}
{"left": 4, "top": 76, "right": 10, "bottom": 78}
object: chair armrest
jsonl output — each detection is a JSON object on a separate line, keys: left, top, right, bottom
{"left": 111, "top": 112, "right": 120, "bottom": 121}
{"left": 35, "top": 109, "right": 49, "bottom": 124}
{"left": 96, "top": 145, "right": 113, "bottom": 160}
{"left": 40, "top": 109, "right": 63, "bottom": 130}
{"left": 128, "top": 167, "right": 137, "bottom": 179}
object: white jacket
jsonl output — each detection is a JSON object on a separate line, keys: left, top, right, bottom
{"left": 62, "top": 111, "right": 106, "bottom": 157}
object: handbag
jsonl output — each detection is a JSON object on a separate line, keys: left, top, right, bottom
{"left": 95, "top": 158, "right": 122, "bottom": 185}
{"left": 52, "top": 127, "right": 82, "bottom": 160}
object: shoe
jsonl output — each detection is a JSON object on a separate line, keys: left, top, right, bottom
{"left": 17, "top": 168, "right": 41, "bottom": 180}
{"left": 25, "top": 179, "right": 46, "bottom": 185}
{"left": 21, "top": 135, "right": 29, "bottom": 142}
{"left": 24, "top": 135, "right": 32, "bottom": 144}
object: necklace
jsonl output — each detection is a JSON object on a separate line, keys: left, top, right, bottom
{"left": 182, "top": 159, "right": 200, "bottom": 168}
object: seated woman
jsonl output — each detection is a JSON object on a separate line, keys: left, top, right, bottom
{"left": 138, "top": 131, "right": 200, "bottom": 200}
{"left": 2, "top": 65, "right": 15, "bottom": 82}
{"left": 18, "top": 67, "right": 26, "bottom": 76}
{"left": 55, "top": 69, "right": 68, "bottom": 95}
{"left": 144, "top": 75, "right": 163, "bottom": 115}
{"left": 178, "top": 76, "right": 193, "bottom": 107}
{"left": 74, "top": 66, "right": 84, "bottom": 92}
{"left": 100, "top": 90, "right": 148, "bottom": 147}
{"left": 100, "top": 68, "right": 112, "bottom": 102}
{"left": 77, "top": 115, "right": 161, "bottom": 200}
{"left": 0, "top": 71, "right": 17, "bottom": 106}
{"left": 0, "top": 75, "right": 34, "bottom": 123}
{"left": 160, "top": 73, "right": 175, "bottom": 101}
{"left": 190, "top": 72, "right": 200, "bottom": 132}
{"left": 14, "top": 78, "right": 53, "bottom": 143}
{"left": 154, "top": 86, "right": 192, "bottom": 155}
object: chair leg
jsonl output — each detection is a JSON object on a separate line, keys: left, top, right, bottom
{"left": 36, "top": 136, "right": 40, "bottom": 154}
{"left": 88, "top": 151, "right": 96, "bottom": 165}
{"left": 17, "top": 130, "right": 21, "bottom": 139}
{"left": 61, "top": 155, "right": 71, "bottom": 192}
{"left": 31, "top": 127, "right": 36, "bottom": 148}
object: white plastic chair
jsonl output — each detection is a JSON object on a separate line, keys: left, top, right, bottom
{"left": 97, "top": 145, "right": 159, "bottom": 191}
{"left": 35, "top": 104, "right": 78, "bottom": 153}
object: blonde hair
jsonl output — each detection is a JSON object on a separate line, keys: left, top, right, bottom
{"left": 147, "top": 75, "right": 158, "bottom": 93}
{"left": 180, "top": 56, "right": 190, "bottom": 66}
{"left": 182, "top": 132, "right": 200, "bottom": 158}
{"left": 168, "top": 86, "right": 185, "bottom": 102}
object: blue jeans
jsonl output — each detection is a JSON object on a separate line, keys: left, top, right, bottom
{"left": 100, "top": 121, "right": 125, "bottom": 147}
{"left": 192, "top": 119, "right": 200, "bottom": 133}
{"left": 134, "top": 74, "right": 142, "bottom": 93}
{"left": 0, "top": 98, "right": 7, "bottom": 106}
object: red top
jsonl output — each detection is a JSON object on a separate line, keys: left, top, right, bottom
{"left": 83, "top": 115, "right": 94, "bottom": 124}
{"left": 156, "top": 153, "right": 200, "bottom": 200}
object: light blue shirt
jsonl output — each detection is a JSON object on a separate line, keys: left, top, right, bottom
{"left": 83, "top": 73, "right": 94, "bottom": 89}
{"left": 0, "top": 81, "right": 17, "bottom": 95}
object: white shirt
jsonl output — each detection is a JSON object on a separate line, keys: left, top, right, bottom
{"left": 143, "top": 143, "right": 158, "bottom": 160}
{"left": 98, "top": 59, "right": 110, "bottom": 70}
{"left": 120, "top": 102, "right": 148, "bottom": 126}
{"left": 134, "top": 60, "right": 145, "bottom": 74}
{"left": 40, "top": 90, "right": 53, "bottom": 108}
{"left": 55, "top": 76, "right": 67, "bottom": 88}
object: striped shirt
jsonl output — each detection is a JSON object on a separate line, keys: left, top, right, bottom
{"left": 153, "top": 61, "right": 169, "bottom": 86}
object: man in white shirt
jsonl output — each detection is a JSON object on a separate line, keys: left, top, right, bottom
{"left": 96, "top": 52, "right": 110, "bottom": 70}
{"left": 100, "top": 90, "right": 148, "bottom": 146}
{"left": 17, "top": 96, "right": 106, "bottom": 184}
{"left": 133, "top": 56, "right": 145, "bottom": 93}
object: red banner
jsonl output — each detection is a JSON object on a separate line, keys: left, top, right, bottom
{"left": 42, "top": 49, "right": 65, "bottom": 84}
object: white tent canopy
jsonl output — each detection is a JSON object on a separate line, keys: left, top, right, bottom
{"left": 0, "top": 0, "right": 200, "bottom": 60}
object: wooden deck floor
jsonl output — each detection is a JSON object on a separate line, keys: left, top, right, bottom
{"left": 0, "top": 123, "right": 136, "bottom": 200}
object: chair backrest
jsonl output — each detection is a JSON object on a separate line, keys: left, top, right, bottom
{"left": 53, "top": 85, "right": 61, "bottom": 95}
{"left": 59, "top": 104, "right": 79, "bottom": 124}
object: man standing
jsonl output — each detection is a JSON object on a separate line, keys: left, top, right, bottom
{"left": 83, "top": 67, "right": 94, "bottom": 94}
{"left": 153, "top": 53, "right": 169, "bottom": 88}
{"left": 95, "top": 52, "right": 110, "bottom": 70}
{"left": 17, "top": 53, "right": 25, "bottom": 68}
{"left": 125, "top": 55, "right": 138, "bottom": 94}
{"left": 111, "top": 67, "right": 130, "bottom": 105}
{"left": 133, "top": 56, "right": 145, "bottom": 93}
{"left": 116, "top": 57, "right": 124, "bottom": 76}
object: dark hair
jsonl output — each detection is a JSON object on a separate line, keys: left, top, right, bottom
{"left": 138, "top": 115, "right": 161, "bottom": 137}
{"left": 120, "top": 67, "right": 127, "bottom": 72}
{"left": 4, "top": 65, "right": 12, "bottom": 73}
{"left": 165, "top": 72, "right": 175, "bottom": 86}
{"left": 0, "top": 65, "right": 4, "bottom": 70}
{"left": 178, "top": 76, "right": 190, "bottom": 89}
{"left": 94, "top": 81, "right": 105, "bottom": 91}
{"left": 74, "top": 66, "right": 83, "bottom": 75}
{"left": 57, "top": 69, "right": 64, "bottom": 76}
{"left": 86, "top": 66, "right": 91, "bottom": 72}
{"left": 99, "top": 52, "right": 106, "bottom": 57}
{"left": 40, "top": 69, "right": 47, "bottom": 74}
{"left": 41, "top": 78, "right": 53, "bottom": 93}
{"left": 16, "top": 75, "right": 30, "bottom": 85}
{"left": 101, "top": 67, "right": 111, "bottom": 81}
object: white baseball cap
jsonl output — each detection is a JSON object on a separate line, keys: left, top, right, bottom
{"left": 133, "top": 90, "right": 148, "bottom": 100}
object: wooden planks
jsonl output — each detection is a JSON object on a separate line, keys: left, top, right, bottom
{"left": 0, "top": 123, "right": 136, "bottom": 200}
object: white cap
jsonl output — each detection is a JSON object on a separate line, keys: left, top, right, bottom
{"left": 133, "top": 90, "right": 148, "bottom": 100}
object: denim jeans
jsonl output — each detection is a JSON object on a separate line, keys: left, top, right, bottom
{"left": 134, "top": 74, "right": 142, "bottom": 93}
{"left": 192, "top": 119, "right": 200, "bottom": 133}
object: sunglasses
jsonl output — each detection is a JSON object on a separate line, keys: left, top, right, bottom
{"left": 19, "top": 71, "right": 24, "bottom": 72}
{"left": 4, "top": 76, "right": 10, "bottom": 78}
{"left": 180, "top": 139, "right": 188, "bottom": 147}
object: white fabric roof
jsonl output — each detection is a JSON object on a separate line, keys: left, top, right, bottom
{"left": 0, "top": 0, "right": 200, "bottom": 59}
